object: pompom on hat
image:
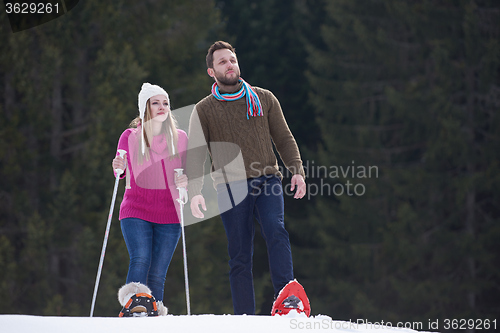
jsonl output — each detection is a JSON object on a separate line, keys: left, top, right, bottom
{"left": 137, "top": 83, "right": 171, "bottom": 154}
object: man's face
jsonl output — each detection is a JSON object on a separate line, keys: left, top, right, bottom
{"left": 208, "top": 48, "right": 240, "bottom": 86}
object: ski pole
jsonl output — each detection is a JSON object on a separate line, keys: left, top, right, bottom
{"left": 175, "top": 168, "right": 191, "bottom": 315}
{"left": 90, "top": 149, "right": 126, "bottom": 317}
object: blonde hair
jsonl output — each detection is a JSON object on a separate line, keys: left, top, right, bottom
{"left": 130, "top": 99, "right": 179, "bottom": 163}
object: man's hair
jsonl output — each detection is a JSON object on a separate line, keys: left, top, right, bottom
{"left": 206, "top": 41, "right": 236, "bottom": 69}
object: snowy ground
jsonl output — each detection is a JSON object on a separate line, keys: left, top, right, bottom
{"left": 1, "top": 312, "right": 434, "bottom": 333}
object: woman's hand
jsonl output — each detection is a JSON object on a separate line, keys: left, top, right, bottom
{"left": 175, "top": 173, "right": 188, "bottom": 188}
{"left": 112, "top": 155, "right": 127, "bottom": 172}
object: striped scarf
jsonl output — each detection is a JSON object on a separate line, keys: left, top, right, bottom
{"left": 211, "top": 78, "right": 263, "bottom": 119}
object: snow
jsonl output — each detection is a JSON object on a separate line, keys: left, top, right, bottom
{"left": 1, "top": 312, "right": 434, "bottom": 333}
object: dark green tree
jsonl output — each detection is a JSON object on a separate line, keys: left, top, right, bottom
{"left": 0, "top": 0, "right": 223, "bottom": 316}
{"left": 305, "top": 0, "right": 500, "bottom": 327}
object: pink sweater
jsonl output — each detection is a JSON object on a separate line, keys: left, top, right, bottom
{"left": 115, "top": 127, "right": 188, "bottom": 224}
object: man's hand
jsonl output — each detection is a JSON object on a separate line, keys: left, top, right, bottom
{"left": 190, "top": 194, "right": 207, "bottom": 218}
{"left": 290, "top": 174, "right": 306, "bottom": 199}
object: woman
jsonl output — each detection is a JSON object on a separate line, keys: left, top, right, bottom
{"left": 112, "top": 83, "right": 188, "bottom": 315}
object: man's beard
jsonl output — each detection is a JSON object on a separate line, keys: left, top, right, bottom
{"left": 214, "top": 69, "right": 240, "bottom": 86}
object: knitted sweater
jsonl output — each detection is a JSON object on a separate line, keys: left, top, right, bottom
{"left": 186, "top": 83, "right": 305, "bottom": 198}
{"left": 115, "top": 127, "right": 188, "bottom": 223}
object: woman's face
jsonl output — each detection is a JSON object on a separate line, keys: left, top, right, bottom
{"left": 148, "top": 94, "right": 170, "bottom": 123}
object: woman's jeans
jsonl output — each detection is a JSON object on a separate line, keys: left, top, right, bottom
{"left": 120, "top": 218, "right": 181, "bottom": 302}
{"left": 217, "top": 175, "right": 294, "bottom": 315}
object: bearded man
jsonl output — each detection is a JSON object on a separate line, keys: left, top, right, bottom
{"left": 186, "top": 41, "right": 309, "bottom": 316}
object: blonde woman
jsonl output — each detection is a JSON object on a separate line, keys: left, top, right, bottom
{"left": 112, "top": 83, "right": 187, "bottom": 314}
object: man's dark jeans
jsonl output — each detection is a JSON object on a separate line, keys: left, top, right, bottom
{"left": 218, "top": 175, "right": 294, "bottom": 315}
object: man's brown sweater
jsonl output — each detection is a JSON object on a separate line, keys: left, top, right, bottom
{"left": 186, "top": 83, "right": 305, "bottom": 198}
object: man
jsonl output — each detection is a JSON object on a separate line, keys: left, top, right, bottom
{"left": 186, "top": 41, "right": 309, "bottom": 316}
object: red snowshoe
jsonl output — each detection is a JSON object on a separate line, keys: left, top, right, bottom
{"left": 271, "top": 280, "right": 311, "bottom": 317}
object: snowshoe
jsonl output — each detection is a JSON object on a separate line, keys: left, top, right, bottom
{"left": 119, "top": 293, "right": 158, "bottom": 317}
{"left": 271, "top": 279, "right": 311, "bottom": 317}
{"left": 118, "top": 282, "right": 160, "bottom": 317}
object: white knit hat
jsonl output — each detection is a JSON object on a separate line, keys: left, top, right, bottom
{"left": 138, "top": 83, "right": 170, "bottom": 119}
{"left": 137, "top": 83, "right": 171, "bottom": 154}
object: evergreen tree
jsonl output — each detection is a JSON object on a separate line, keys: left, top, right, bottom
{"left": 305, "top": 0, "right": 500, "bottom": 325}
{"left": 0, "top": 0, "right": 223, "bottom": 316}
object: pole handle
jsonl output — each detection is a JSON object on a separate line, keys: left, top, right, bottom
{"left": 175, "top": 168, "right": 188, "bottom": 204}
{"left": 115, "top": 149, "right": 127, "bottom": 175}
